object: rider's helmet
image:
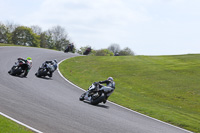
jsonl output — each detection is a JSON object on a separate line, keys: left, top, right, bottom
{"left": 54, "top": 59, "right": 57, "bottom": 63}
{"left": 27, "top": 57, "right": 32, "bottom": 60}
{"left": 26, "top": 57, "right": 32, "bottom": 67}
{"left": 107, "top": 77, "right": 113, "bottom": 81}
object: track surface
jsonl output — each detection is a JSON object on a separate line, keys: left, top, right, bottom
{"left": 0, "top": 47, "right": 191, "bottom": 133}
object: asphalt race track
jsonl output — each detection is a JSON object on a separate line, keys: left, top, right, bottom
{"left": 0, "top": 47, "right": 192, "bottom": 133}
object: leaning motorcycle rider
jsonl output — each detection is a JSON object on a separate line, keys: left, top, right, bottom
{"left": 25, "top": 57, "right": 32, "bottom": 77}
{"left": 8, "top": 57, "right": 32, "bottom": 77}
{"left": 99, "top": 77, "right": 115, "bottom": 103}
{"left": 41, "top": 59, "right": 57, "bottom": 77}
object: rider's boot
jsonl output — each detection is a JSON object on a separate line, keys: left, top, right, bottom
{"left": 103, "top": 96, "right": 108, "bottom": 104}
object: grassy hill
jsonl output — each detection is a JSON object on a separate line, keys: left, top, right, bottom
{"left": 59, "top": 54, "right": 200, "bottom": 132}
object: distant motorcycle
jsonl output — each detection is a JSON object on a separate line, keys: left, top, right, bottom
{"left": 8, "top": 59, "right": 30, "bottom": 77}
{"left": 83, "top": 47, "right": 91, "bottom": 55}
{"left": 79, "top": 82, "right": 107, "bottom": 105}
{"left": 35, "top": 63, "right": 55, "bottom": 78}
{"left": 64, "top": 43, "right": 74, "bottom": 53}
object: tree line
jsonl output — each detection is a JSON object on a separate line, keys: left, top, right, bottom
{"left": 0, "top": 21, "right": 134, "bottom": 56}
{"left": 77, "top": 44, "right": 134, "bottom": 56}
{"left": 0, "top": 21, "right": 71, "bottom": 51}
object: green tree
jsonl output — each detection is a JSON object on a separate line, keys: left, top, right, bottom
{"left": 12, "top": 26, "right": 40, "bottom": 47}
{"left": 49, "top": 26, "right": 70, "bottom": 51}
{"left": 108, "top": 43, "right": 121, "bottom": 55}
{"left": 31, "top": 25, "right": 42, "bottom": 35}
{"left": 40, "top": 32, "right": 48, "bottom": 48}
{"left": 40, "top": 31, "right": 55, "bottom": 49}
{"left": 0, "top": 22, "right": 10, "bottom": 43}
{"left": 119, "top": 47, "right": 134, "bottom": 56}
{"left": 45, "top": 30, "right": 55, "bottom": 49}
{"left": 5, "top": 21, "right": 18, "bottom": 33}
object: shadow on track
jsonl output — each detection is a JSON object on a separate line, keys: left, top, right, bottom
{"left": 83, "top": 100, "right": 109, "bottom": 109}
{"left": 8, "top": 73, "right": 27, "bottom": 78}
{"left": 35, "top": 76, "right": 52, "bottom": 80}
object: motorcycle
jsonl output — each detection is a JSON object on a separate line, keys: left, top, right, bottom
{"left": 8, "top": 60, "right": 30, "bottom": 77}
{"left": 35, "top": 63, "right": 55, "bottom": 78}
{"left": 83, "top": 47, "right": 91, "bottom": 55}
{"left": 79, "top": 82, "right": 107, "bottom": 105}
{"left": 64, "top": 44, "right": 74, "bottom": 53}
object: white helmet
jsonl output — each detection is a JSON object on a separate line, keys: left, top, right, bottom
{"left": 107, "top": 77, "right": 113, "bottom": 81}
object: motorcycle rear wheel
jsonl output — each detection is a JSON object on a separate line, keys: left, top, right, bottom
{"left": 91, "top": 93, "right": 106, "bottom": 105}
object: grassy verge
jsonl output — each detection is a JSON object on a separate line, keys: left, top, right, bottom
{"left": 0, "top": 43, "right": 18, "bottom": 46}
{"left": 59, "top": 55, "right": 200, "bottom": 133}
{"left": 0, "top": 44, "right": 34, "bottom": 132}
{"left": 0, "top": 115, "right": 33, "bottom": 133}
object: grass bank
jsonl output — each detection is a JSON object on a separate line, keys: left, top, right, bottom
{"left": 0, "top": 115, "right": 32, "bottom": 133}
{"left": 0, "top": 43, "right": 17, "bottom": 46}
{"left": 59, "top": 55, "right": 200, "bottom": 133}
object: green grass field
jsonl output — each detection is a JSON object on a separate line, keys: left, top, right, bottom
{"left": 59, "top": 55, "right": 200, "bottom": 133}
{"left": 0, "top": 115, "right": 32, "bottom": 133}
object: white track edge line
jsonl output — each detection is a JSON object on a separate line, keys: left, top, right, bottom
{"left": 58, "top": 58, "right": 193, "bottom": 133}
{"left": 0, "top": 112, "right": 43, "bottom": 133}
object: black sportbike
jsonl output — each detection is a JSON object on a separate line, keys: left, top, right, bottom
{"left": 8, "top": 60, "right": 29, "bottom": 77}
{"left": 79, "top": 82, "right": 107, "bottom": 105}
{"left": 35, "top": 63, "right": 55, "bottom": 78}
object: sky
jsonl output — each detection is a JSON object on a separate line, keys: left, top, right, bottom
{"left": 0, "top": 0, "right": 200, "bottom": 55}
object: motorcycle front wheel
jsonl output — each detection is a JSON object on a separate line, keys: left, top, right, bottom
{"left": 79, "top": 93, "right": 86, "bottom": 101}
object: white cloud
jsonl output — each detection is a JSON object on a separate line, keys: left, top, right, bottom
{"left": 23, "top": 0, "right": 153, "bottom": 49}
{"left": 27, "top": 0, "right": 151, "bottom": 27}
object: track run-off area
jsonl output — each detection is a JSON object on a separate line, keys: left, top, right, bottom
{"left": 0, "top": 47, "right": 192, "bottom": 133}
